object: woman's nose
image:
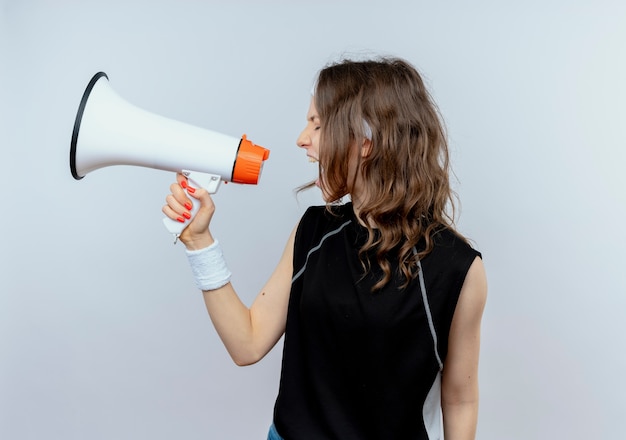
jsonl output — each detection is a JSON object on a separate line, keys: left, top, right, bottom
{"left": 297, "top": 129, "right": 310, "bottom": 148}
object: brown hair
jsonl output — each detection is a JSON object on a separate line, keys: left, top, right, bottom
{"left": 314, "top": 57, "right": 464, "bottom": 290}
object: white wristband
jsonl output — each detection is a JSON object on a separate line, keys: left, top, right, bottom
{"left": 185, "top": 240, "right": 232, "bottom": 291}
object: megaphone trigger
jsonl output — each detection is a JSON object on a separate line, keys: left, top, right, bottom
{"left": 182, "top": 170, "right": 222, "bottom": 194}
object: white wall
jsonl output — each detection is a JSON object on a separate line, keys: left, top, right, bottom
{"left": 1, "top": 1, "right": 625, "bottom": 438}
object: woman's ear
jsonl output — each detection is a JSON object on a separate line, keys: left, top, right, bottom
{"left": 361, "top": 139, "right": 372, "bottom": 158}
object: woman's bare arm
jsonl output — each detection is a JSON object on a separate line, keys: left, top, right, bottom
{"left": 202, "top": 226, "right": 295, "bottom": 366}
{"left": 163, "top": 174, "right": 295, "bottom": 366}
{"left": 441, "top": 256, "right": 488, "bottom": 440}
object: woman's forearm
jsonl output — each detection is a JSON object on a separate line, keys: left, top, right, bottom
{"left": 203, "top": 284, "right": 261, "bottom": 366}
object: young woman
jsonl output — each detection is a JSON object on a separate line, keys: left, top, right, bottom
{"left": 163, "top": 57, "right": 487, "bottom": 440}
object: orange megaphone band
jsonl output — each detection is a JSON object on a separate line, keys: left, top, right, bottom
{"left": 232, "top": 135, "right": 270, "bottom": 184}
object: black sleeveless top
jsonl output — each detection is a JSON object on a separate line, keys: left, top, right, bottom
{"left": 273, "top": 203, "right": 481, "bottom": 440}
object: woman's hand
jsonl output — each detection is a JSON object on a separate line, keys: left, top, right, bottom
{"left": 162, "top": 172, "right": 215, "bottom": 250}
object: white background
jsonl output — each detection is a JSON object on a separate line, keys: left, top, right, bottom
{"left": 1, "top": 1, "right": 625, "bottom": 438}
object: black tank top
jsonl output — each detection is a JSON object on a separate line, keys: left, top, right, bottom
{"left": 273, "top": 203, "right": 481, "bottom": 440}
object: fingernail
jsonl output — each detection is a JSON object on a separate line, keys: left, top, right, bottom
{"left": 182, "top": 212, "right": 192, "bottom": 219}
{"left": 176, "top": 216, "right": 186, "bottom": 223}
{"left": 180, "top": 180, "right": 188, "bottom": 189}
{"left": 184, "top": 202, "right": 192, "bottom": 210}
{"left": 187, "top": 186, "right": 196, "bottom": 194}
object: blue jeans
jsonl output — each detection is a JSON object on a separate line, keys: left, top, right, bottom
{"left": 267, "top": 423, "right": 284, "bottom": 440}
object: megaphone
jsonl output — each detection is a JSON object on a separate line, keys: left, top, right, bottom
{"left": 70, "top": 72, "right": 270, "bottom": 238}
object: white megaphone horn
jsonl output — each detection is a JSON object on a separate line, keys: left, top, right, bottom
{"left": 70, "top": 72, "right": 270, "bottom": 239}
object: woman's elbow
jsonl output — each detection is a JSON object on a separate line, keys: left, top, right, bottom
{"left": 230, "top": 349, "right": 265, "bottom": 367}
{"left": 233, "top": 357, "right": 259, "bottom": 367}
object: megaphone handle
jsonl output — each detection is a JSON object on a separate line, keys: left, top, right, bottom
{"left": 162, "top": 171, "right": 222, "bottom": 241}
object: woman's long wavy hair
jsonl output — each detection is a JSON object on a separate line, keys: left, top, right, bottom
{"left": 313, "top": 57, "right": 465, "bottom": 291}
